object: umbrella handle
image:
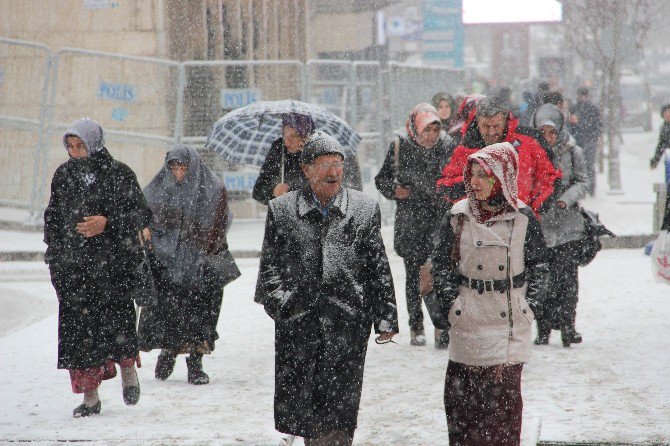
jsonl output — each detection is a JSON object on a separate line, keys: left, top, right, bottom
{"left": 281, "top": 148, "right": 285, "bottom": 183}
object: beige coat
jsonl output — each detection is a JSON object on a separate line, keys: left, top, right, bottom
{"left": 447, "top": 199, "right": 535, "bottom": 366}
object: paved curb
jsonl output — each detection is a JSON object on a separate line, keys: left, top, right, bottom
{"left": 0, "top": 236, "right": 655, "bottom": 262}
{"left": 0, "top": 249, "right": 261, "bottom": 262}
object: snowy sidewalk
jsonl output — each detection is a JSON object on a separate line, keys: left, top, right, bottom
{"left": 1, "top": 250, "right": 669, "bottom": 445}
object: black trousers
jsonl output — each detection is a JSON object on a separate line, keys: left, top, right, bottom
{"left": 403, "top": 256, "right": 427, "bottom": 332}
{"left": 540, "top": 241, "right": 580, "bottom": 330}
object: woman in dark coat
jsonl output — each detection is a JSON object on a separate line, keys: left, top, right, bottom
{"left": 375, "top": 103, "right": 453, "bottom": 347}
{"left": 44, "top": 118, "right": 149, "bottom": 418}
{"left": 533, "top": 104, "right": 590, "bottom": 347}
{"left": 138, "top": 145, "right": 233, "bottom": 385}
{"left": 252, "top": 113, "right": 362, "bottom": 205}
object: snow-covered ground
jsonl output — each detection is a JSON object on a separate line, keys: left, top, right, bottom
{"left": 0, "top": 250, "right": 669, "bottom": 445}
{"left": 1, "top": 125, "right": 669, "bottom": 444}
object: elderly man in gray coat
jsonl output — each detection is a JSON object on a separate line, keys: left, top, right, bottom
{"left": 255, "top": 132, "right": 398, "bottom": 446}
{"left": 534, "top": 103, "right": 590, "bottom": 347}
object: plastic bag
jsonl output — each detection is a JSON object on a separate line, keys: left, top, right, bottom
{"left": 650, "top": 230, "right": 670, "bottom": 284}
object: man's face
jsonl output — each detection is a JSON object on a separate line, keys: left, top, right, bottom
{"left": 477, "top": 113, "right": 507, "bottom": 145}
{"left": 301, "top": 154, "right": 344, "bottom": 203}
{"left": 663, "top": 109, "right": 670, "bottom": 123}
{"left": 65, "top": 136, "right": 89, "bottom": 159}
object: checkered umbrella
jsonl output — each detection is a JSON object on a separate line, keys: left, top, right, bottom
{"left": 205, "top": 100, "right": 361, "bottom": 167}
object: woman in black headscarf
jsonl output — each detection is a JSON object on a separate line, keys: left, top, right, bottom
{"left": 252, "top": 113, "right": 362, "bottom": 205}
{"left": 138, "top": 145, "right": 233, "bottom": 385}
{"left": 252, "top": 113, "right": 316, "bottom": 205}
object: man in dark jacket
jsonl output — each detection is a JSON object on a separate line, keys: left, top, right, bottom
{"left": 255, "top": 132, "right": 398, "bottom": 446}
{"left": 650, "top": 103, "right": 670, "bottom": 170}
{"left": 569, "top": 87, "right": 603, "bottom": 194}
{"left": 375, "top": 103, "right": 452, "bottom": 347}
{"left": 44, "top": 118, "right": 150, "bottom": 418}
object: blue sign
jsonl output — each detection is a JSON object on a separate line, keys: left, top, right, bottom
{"left": 220, "top": 88, "right": 262, "bottom": 109}
{"left": 223, "top": 171, "right": 259, "bottom": 192}
{"left": 98, "top": 82, "right": 136, "bottom": 102}
{"left": 422, "top": 0, "right": 464, "bottom": 68}
{"left": 84, "top": 0, "right": 120, "bottom": 10}
{"left": 111, "top": 108, "right": 129, "bottom": 121}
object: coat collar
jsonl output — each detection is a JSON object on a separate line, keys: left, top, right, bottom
{"left": 297, "top": 186, "right": 348, "bottom": 218}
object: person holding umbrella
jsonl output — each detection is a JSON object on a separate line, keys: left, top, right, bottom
{"left": 252, "top": 113, "right": 315, "bottom": 205}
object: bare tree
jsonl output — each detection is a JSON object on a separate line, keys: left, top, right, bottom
{"left": 560, "top": 0, "right": 665, "bottom": 192}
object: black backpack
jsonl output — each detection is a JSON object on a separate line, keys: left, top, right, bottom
{"left": 578, "top": 208, "right": 616, "bottom": 267}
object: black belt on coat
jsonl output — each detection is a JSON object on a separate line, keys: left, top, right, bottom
{"left": 456, "top": 273, "right": 526, "bottom": 294}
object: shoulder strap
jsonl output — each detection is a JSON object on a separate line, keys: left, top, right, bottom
{"left": 451, "top": 214, "right": 465, "bottom": 266}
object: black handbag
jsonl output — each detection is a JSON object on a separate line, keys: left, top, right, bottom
{"left": 131, "top": 232, "right": 158, "bottom": 307}
{"left": 578, "top": 208, "right": 616, "bottom": 267}
{"left": 200, "top": 249, "right": 241, "bottom": 288}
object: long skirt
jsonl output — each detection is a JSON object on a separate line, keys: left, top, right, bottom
{"left": 444, "top": 360, "right": 523, "bottom": 446}
{"left": 137, "top": 262, "right": 223, "bottom": 354}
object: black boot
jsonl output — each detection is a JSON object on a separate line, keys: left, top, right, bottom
{"left": 186, "top": 353, "right": 209, "bottom": 385}
{"left": 534, "top": 321, "right": 551, "bottom": 345}
{"left": 561, "top": 326, "right": 582, "bottom": 347}
{"left": 155, "top": 350, "right": 176, "bottom": 381}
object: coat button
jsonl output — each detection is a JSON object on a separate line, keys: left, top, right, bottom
{"left": 455, "top": 310, "right": 461, "bottom": 316}
{"left": 500, "top": 312, "right": 506, "bottom": 318}
{"left": 522, "top": 309, "right": 527, "bottom": 314}
{"left": 498, "top": 265, "right": 505, "bottom": 271}
{"left": 477, "top": 265, "right": 483, "bottom": 270}
{"left": 476, "top": 240, "right": 482, "bottom": 246}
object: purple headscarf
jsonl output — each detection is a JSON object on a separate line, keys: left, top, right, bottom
{"left": 281, "top": 113, "right": 315, "bottom": 138}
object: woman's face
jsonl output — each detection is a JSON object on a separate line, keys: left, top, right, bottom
{"left": 169, "top": 161, "right": 188, "bottom": 183}
{"left": 283, "top": 126, "right": 308, "bottom": 153}
{"left": 65, "top": 136, "right": 88, "bottom": 159}
{"left": 417, "top": 122, "right": 441, "bottom": 148}
{"left": 437, "top": 99, "right": 452, "bottom": 120}
{"left": 470, "top": 163, "right": 495, "bottom": 201}
{"left": 539, "top": 125, "right": 559, "bottom": 147}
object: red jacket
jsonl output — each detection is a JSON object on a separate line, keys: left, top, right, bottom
{"left": 436, "top": 113, "right": 561, "bottom": 213}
